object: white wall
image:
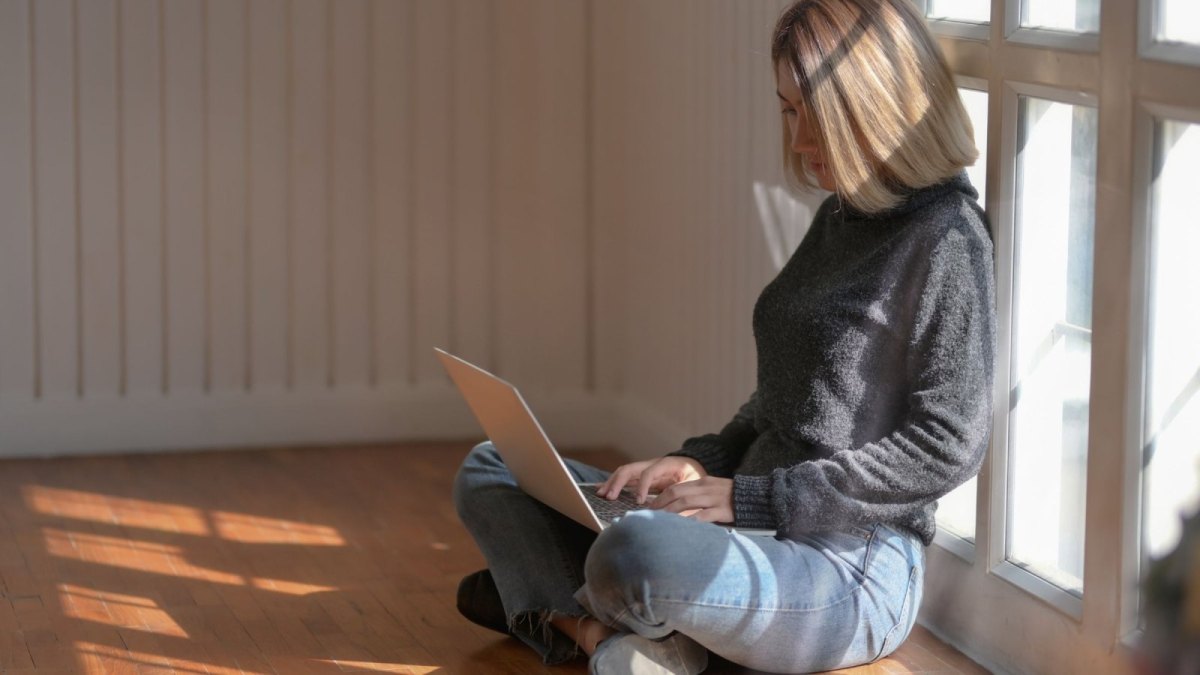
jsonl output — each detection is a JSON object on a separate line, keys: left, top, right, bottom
{"left": 592, "top": 0, "right": 822, "bottom": 458}
{"left": 0, "top": 0, "right": 601, "bottom": 455}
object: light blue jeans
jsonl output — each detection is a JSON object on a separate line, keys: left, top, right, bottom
{"left": 452, "top": 441, "right": 925, "bottom": 673}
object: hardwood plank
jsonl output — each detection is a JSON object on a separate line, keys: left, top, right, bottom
{"left": 0, "top": 442, "right": 989, "bottom": 674}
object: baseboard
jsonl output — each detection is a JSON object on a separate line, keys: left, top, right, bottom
{"left": 0, "top": 385, "right": 620, "bottom": 459}
{"left": 0, "top": 383, "right": 696, "bottom": 463}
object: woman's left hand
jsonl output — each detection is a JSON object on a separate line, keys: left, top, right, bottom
{"left": 650, "top": 477, "right": 735, "bottom": 524}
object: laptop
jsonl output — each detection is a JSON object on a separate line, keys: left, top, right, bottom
{"left": 435, "top": 348, "right": 775, "bottom": 537}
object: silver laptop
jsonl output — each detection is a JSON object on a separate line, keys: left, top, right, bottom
{"left": 436, "top": 348, "right": 775, "bottom": 537}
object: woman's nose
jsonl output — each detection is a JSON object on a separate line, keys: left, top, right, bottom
{"left": 791, "top": 130, "right": 817, "bottom": 154}
{"left": 789, "top": 119, "right": 817, "bottom": 154}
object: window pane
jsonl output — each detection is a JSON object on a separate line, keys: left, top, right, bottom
{"left": 961, "top": 87, "right": 989, "bottom": 206}
{"left": 1159, "top": 0, "right": 1200, "bottom": 45}
{"left": 1007, "top": 96, "right": 1098, "bottom": 595}
{"left": 936, "top": 87, "right": 990, "bottom": 544}
{"left": 1143, "top": 120, "right": 1200, "bottom": 562}
{"left": 1020, "top": 0, "right": 1100, "bottom": 33}
{"left": 927, "top": 0, "right": 989, "bottom": 23}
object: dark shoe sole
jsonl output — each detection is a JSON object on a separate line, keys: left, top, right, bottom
{"left": 456, "top": 569, "right": 511, "bottom": 636}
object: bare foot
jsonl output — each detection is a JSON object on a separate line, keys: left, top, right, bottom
{"left": 548, "top": 614, "right": 618, "bottom": 656}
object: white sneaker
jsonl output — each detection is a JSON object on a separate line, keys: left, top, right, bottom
{"left": 588, "top": 632, "right": 709, "bottom": 675}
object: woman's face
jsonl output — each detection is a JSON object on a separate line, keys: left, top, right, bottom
{"left": 775, "top": 60, "right": 836, "bottom": 192}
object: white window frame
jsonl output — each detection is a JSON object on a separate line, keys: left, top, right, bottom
{"left": 1003, "top": 0, "right": 1101, "bottom": 52}
{"left": 918, "top": 1, "right": 1200, "bottom": 672}
{"left": 992, "top": 79, "right": 1097, "bottom": 622}
{"left": 914, "top": 0, "right": 992, "bottom": 42}
{"left": 1138, "top": 0, "right": 1200, "bottom": 66}
{"left": 1123, "top": 101, "right": 1200, "bottom": 642}
{"left": 932, "top": 73, "right": 992, "bottom": 567}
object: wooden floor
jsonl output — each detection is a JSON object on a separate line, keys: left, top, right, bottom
{"left": 0, "top": 442, "right": 991, "bottom": 674}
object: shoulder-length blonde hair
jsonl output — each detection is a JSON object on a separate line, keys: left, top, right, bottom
{"left": 773, "top": 0, "right": 978, "bottom": 213}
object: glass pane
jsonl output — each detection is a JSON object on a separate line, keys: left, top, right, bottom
{"left": 961, "top": 87, "right": 989, "bottom": 206}
{"left": 1159, "top": 0, "right": 1200, "bottom": 45}
{"left": 927, "top": 0, "right": 989, "bottom": 23}
{"left": 1020, "top": 0, "right": 1100, "bottom": 33}
{"left": 1007, "top": 96, "right": 1098, "bottom": 595}
{"left": 935, "top": 86, "right": 990, "bottom": 544}
{"left": 1143, "top": 120, "right": 1200, "bottom": 562}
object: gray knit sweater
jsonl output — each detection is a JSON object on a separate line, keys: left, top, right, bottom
{"left": 670, "top": 172, "right": 995, "bottom": 546}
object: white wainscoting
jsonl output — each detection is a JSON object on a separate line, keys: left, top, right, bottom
{"left": 0, "top": 0, "right": 598, "bottom": 456}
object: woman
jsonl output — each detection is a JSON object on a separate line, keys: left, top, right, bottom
{"left": 453, "top": 0, "right": 995, "bottom": 672}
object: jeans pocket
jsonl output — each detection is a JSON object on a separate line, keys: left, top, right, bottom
{"left": 875, "top": 564, "right": 921, "bottom": 662}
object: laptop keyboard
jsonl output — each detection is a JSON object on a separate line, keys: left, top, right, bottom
{"left": 580, "top": 484, "right": 653, "bottom": 522}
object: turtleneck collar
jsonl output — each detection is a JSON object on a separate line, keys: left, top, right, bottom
{"left": 833, "top": 171, "right": 978, "bottom": 221}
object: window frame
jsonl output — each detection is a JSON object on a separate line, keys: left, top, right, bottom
{"left": 990, "top": 80, "right": 1098, "bottom": 621}
{"left": 1004, "top": 0, "right": 1100, "bottom": 52}
{"left": 1138, "top": 0, "right": 1200, "bottom": 67}
{"left": 1122, "top": 101, "right": 1200, "bottom": 641}
{"left": 917, "top": 1, "right": 1200, "bottom": 672}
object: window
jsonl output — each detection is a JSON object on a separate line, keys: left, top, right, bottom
{"left": 1158, "top": 0, "right": 1200, "bottom": 46}
{"left": 936, "top": 84, "right": 990, "bottom": 547}
{"left": 1019, "top": 0, "right": 1100, "bottom": 33}
{"left": 1006, "top": 94, "right": 1097, "bottom": 596}
{"left": 1142, "top": 119, "right": 1200, "bottom": 563}
{"left": 926, "top": 0, "right": 990, "bottom": 24}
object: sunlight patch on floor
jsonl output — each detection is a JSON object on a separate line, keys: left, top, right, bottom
{"left": 213, "top": 510, "right": 346, "bottom": 546}
{"left": 317, "top": 660, "right": 440, "bottom": 674}
{"left": 23, "top": 485, "right": 211, "bottom": 535}
{"left": 42, "top": 528, "right": 247, "bottom": 586}
{"left": 59, "top": 583, "right": 189, "bottom": 637}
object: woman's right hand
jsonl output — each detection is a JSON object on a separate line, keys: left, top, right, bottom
{"left": 597, "top": 456, "right": 708, "bottom": 505}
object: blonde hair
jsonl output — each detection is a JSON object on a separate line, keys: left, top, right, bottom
{"left": 772, "top": 0, "right": 978, "bottom": 213}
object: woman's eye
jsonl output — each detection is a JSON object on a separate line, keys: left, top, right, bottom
{"left": 782, "top": 109, "right": 797, "bottom": 116}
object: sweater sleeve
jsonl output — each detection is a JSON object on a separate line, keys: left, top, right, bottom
{"left": 667, "top": 391, "right": 760, "bottom": 478}
{"left": 732, "top": 224, "right": 996, "bottom": 533}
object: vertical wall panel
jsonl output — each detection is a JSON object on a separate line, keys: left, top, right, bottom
{"left": 494, "top": 0, "right": 589, "bottom": 390}
{"left": 248, "top": 0, "right": 289, "bottom": 391}
{"left": 163, "top": 0, "right": 208, "bottom": 394}
{"left": 120, "top": 0, "right": 164, "bottom": 396}
{"left": 77, "top": 0, "right": 121, "bottom": 399}
{"left": 451, "top": 0, "right": 494, "bottom": 371}
{"left": 0, "top": 0, "right": 36, "bottom": 401}
{"left": 33, "top": 0, "right": 80, "bottom": 400}
{"left": 289, "top": 0, "right": 331, "bottom": 389}
{"left": 207, "top": 0, "right": 249, "bottom": 392}
{"left": 331, "top": 0, "right": 372, "bottom": 388}
{"left": 412, "top": 0, "right": 453, "bottom": 384}
{"left": 371, "top": 0, "right": 413, "bottom": 386}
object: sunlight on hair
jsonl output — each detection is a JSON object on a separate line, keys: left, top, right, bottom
{"left": 75, "top": 641, "right": 250, "bottom": 675}
{"left": 22, "top": 485, "right": 211, "bottom": 535}
{"left": 752, "top": 181, "right": 816, "bottom": 271}
{"left": 212, "top": 511, "right": 345, "bottom": 546}
{"left": 58, "top": 583, "right": 189, "bottom": 638}
{"left": 42, "top": 528, "right": 247, "bottom": 586}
